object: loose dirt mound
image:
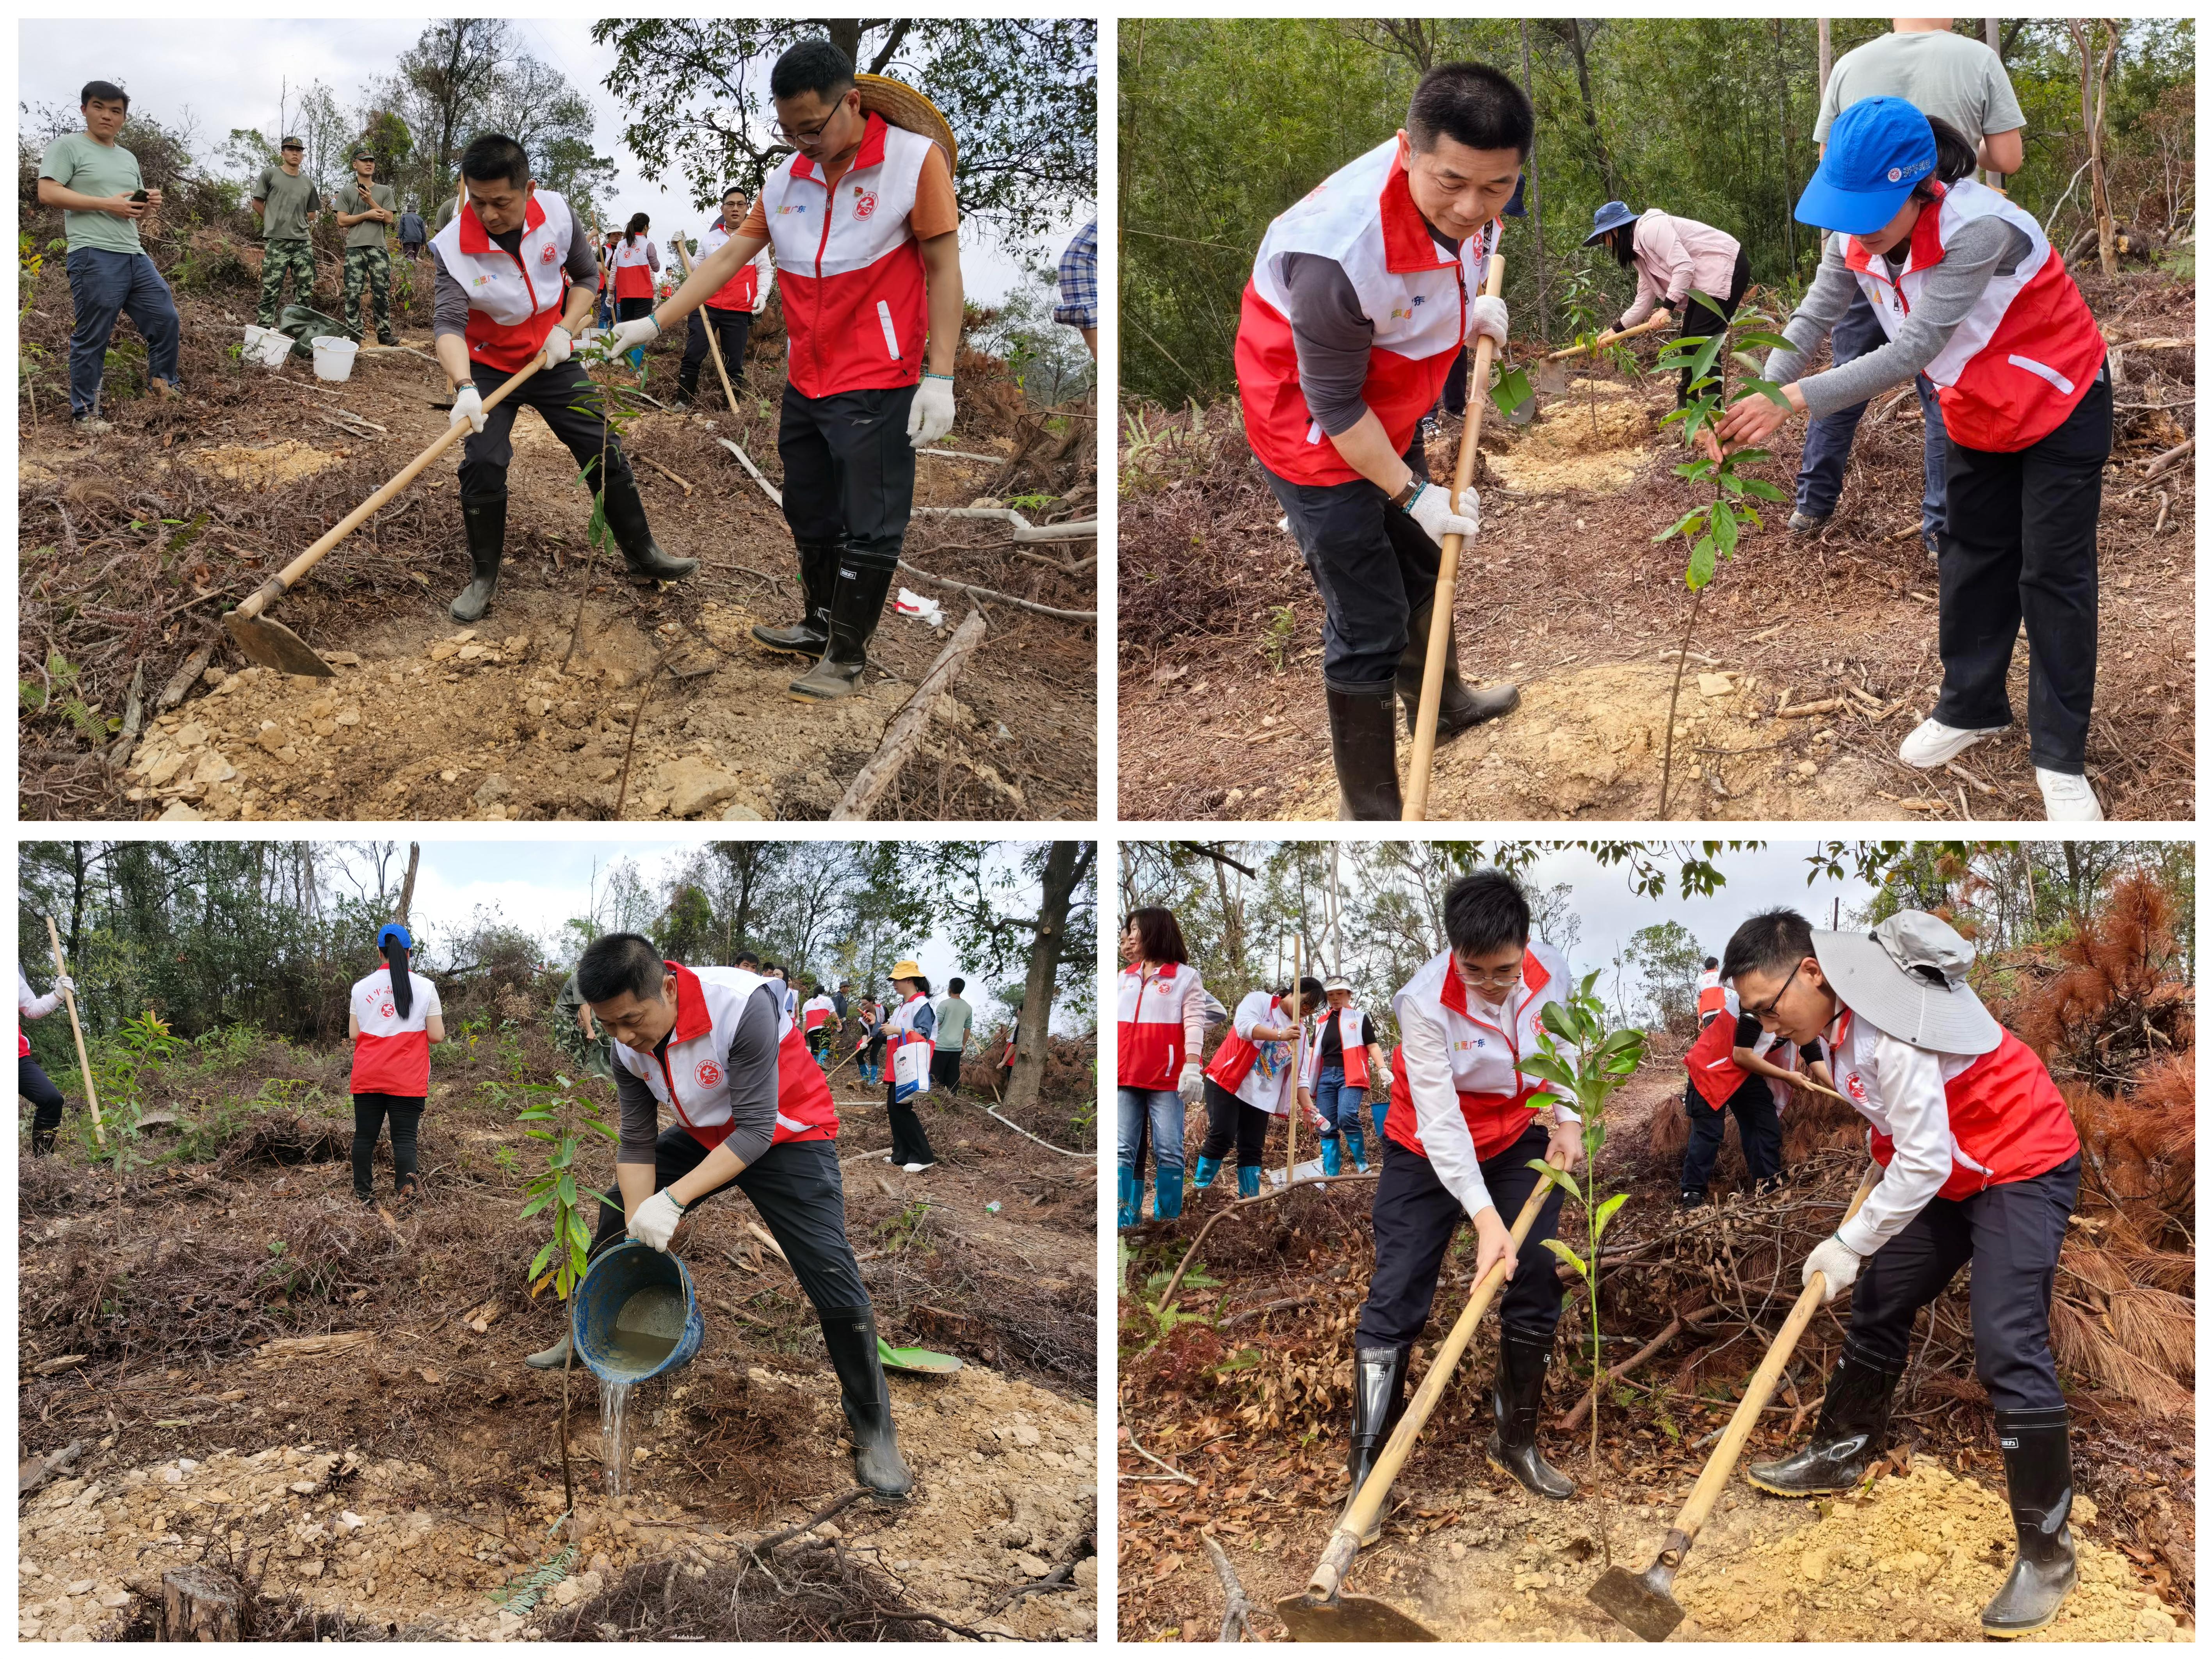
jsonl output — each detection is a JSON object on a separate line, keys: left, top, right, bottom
{"left": 1488, "top": 381, "right": 1656, "bottom": 495}
{"left": 187, "top": 441, "right": 342, "bottom": 490}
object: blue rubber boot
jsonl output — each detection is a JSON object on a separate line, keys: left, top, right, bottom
{"left": 1193, "top": 1155, "right": 1221, "bottom": 1190}
{"left": 1320, "top": 1135, "right": 1343, "bottom": 1177}
{"left": 1346, "top": 1125, "right": 1370, "bottom": 1173}
{"left": 1237, "top": 1165, "right": 1262, "bottom": 1198}
{"left": 1154, "top": 1168, "right": 1185, "bottom": 1221}
{"left": 1371, "top": 1097, "right": 1389, "bottom": 1143}
{"left": 1117, "top": 1166, "right": 1142, "bottom": 1230}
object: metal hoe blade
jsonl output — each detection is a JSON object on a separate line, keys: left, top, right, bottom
{"left": 224, "top": 610, "right": 337, "bottom": 678}
{"left": 1587, "top": 1562, "right": 1686, "bottom": 1643}
{"left": 1274, "top": 1592, "right": 1440, "bottom": 1643}
{"left": 1533, "top": 359, "right": 1573, "bottom": 397}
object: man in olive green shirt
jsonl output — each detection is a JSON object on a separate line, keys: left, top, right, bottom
{"left": 932, "top": 978, "right": 973, "bottom": 1091}
{"left": 35, "top": 79, "right": 181, "bottom": 428}
{"left": 251, "top": 138, "right": 322, "bottom": 327}
{"left": 336, "top": 150, "right": 399, "bottom": 344}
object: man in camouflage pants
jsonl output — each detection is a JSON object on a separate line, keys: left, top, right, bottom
{"left": 336, "top": 149, "right": 398, "bottom": 345}
{"left": 251, "top": 137, "right": 322, "bottom": 327}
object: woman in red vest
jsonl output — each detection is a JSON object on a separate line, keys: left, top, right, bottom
{"left": 1712, "top": 98, "right": 2111, "bottom": 822}
{"left": 1677, "top": 981, "right": 1807, "bottom": 1205}
{"left": 608, "top": 212, "right": 659, "bottom": 370}
{"left": 348, "top": 923, "right": 445, "bottom": 1205}
{"left": 1724, "top": 906, "right": 2083, "bottom": 1635}
{"left": 18, "top": 961, "right": 75, "bottom": 1157}
{"left": 1298, "top": 975, "right": 1386, "bottom": 1174}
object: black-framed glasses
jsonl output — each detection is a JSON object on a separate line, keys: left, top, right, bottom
{"left": 774, "top": 109, "right": 842, "bottom": 143}
{"left": 1741, "top": 957, "right": 1807, "bottom": 1025}
{"left": 1454, "top": 951, "right": 1525, "bottom": 991}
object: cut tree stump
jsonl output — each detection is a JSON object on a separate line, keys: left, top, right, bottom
{"left": 161, "top": 1563, "right": 243, "bottom": 1641}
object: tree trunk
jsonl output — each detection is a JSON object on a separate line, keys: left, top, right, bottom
{"left": 1004, "top": 841, "right": 1093, "bottom": 1113}
{"left": 1773, "top": 20, "right": 1799, "bottom": 269}
{"left": 395, "top": 842, "right": 420, "bottom": 929}
{"left": 2075, "top": 21, "right": 2119, "bottom": 277}
{"left": 1565, "top": 21, "right": 1616, "bottom": 199}
{"left": 1817, "top": 18, "right": 1832, "bottom": 96}
{"left": 1518, "top": 22, "right": 1549, "bottom": 340}
{"left": 162, "top": 1564, "right": 243, "bottom": 1641}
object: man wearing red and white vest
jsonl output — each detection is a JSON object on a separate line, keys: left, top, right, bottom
{"left": 1298, "top": 975, "right": 1387, "bottom": 1175}
{"left": 529, "top": 931, "right": 911, "bottom": 1501}
{"left": 1678, "top": 979, "right": 1805, "bottom": 1206}
{"left": 1723, "top": 906, "right": 2082, "bottom": 1636}
{"left": 1235, "top": 62, "right": 1531, "bottom": 818}
{"left": 431, "top": 134, "right": 697, "bottom": 625}
{"left": 676, "top": 186, "right": 776, "bottom": 408}
{"left": 1194, "top": 978, "right": 1317, "bottom": 1198}
{"left": 1347, "top": 872, "right": 1584, "bottom": 1543}
{"left": 614, "top": 39, "right": 964, "bottom": 703}
{"left": 1695, "top": 957, "right": 1728, "bottom": 1027}
{"left": 1714, "top": 96, "right": 2111, "bottom": 821}
{"left": 800, "top": 982, "right": 839, "bottom": 1064}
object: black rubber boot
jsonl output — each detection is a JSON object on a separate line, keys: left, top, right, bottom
{"left": 821, "top": 1304, "right": 915, "bottom": 1500}
{"left": 448, "top": 495, "right": 506, "bottom": 623}
{"left": 599, "top": 462, "right": 700, "bottom": 583}
{"left": 789, "top": 558, "right": 895, "bottom": 703}
{"left": 523, "top": 1332, "right": 572, "bottom": 1370}
{"left": 1486, "top": 1325, "right": 1576, "bottom": 1499}
{"left": 1326, "top": 687, "right": 1403, "bottom": 820}
{"left": 1343, "top": 1343, "right": 1411, "bottom": 1545}
{"left": 1745, "top": 1352, "right": 1902, "bottom": 1496}
{"left": 30, "top": 1129, "right": 56, "bottom": 1158}
{"left": 1397, "top": 600, "right": 1520, "bottom": 740}
{"left": 1982, "top": 1406, "right": 2077, "bottom": 1637}
{"left": 751, "top": 540, "right": 839, "bottom": 659}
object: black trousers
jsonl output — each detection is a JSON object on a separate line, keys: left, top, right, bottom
{"left": 1933, "top": 367, "right": 2111, "bottom": 775}
{"left": 1845, "top": 1155, "right": 2079, "bottom": 1412}
{"left": 1676, "top": 249, "right": 1754, "bottom": 407}
{"left": 1680, "top": 1073, "right": 1783, "bottom": 1196}
{"left": 21, "top": 1056, "right": 66, "bottom": 1150}
{"left": 678, "top": 305, "right": 751, "bottom": 403}
{"left": 352, "top": 1093, "right": 424, "bottom": 1199}
{"left": 1356, "top": 1123, "right": 1566, "bottom": 1348}
{"left": 929, "top": 1048, "right": 963, "bottom": 1089}
{"left": 887, "top": 1077, "right": 937, "bottom": 1166}
{"left": 592, "top": 1131, "right": 869, "bottom": 1314}
{"left": 615, "top": 295, "right": 655, "bottom": 326}
{"left": 1196, "top": 1077, "right": 1272, "bottom": 1168}
{"left": 1262, "top": 441, "right": 1439, "bottom": 697}
{"left": 458, "top": 356, "right": 634, "bottom": 509}
{"left": 779, "top": 380, "right": 919, "bottom": 568}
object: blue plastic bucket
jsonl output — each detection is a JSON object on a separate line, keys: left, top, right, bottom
{"left": 569, "top": 1241, "right": 705, "bottom": 1385}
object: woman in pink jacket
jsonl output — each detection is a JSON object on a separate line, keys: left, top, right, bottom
{"left": 1584, "top": 201, "right": 1750, "bottom": 406}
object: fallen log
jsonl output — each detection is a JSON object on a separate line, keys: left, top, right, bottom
{"left": 828, "top": 609, "right": 989, "bottom": 821}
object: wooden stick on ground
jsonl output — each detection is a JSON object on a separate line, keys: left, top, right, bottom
{"left": 1201, "top": 1529, "right": 1258, "bottom": 1641}
{"left": 1556, "top": 1303, "right": 1720, "bottom": 1431}
{"left": 44, "top": 917, "right": 104, "bottom": 1146}
{"left": 828, "top": 608, "right": 989, "bottom": 820}
{"left": 638, "top": 456, "right": 693, "bottom": 496}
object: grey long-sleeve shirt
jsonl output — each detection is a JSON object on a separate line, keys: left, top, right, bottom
{"left": 1762, "top": 214, "right": 2031, "bottom": 418}
{"left": 1280, "top": 226, "right": 1464, "bottom": 438}
{"left": 614, "top": 983, "right": 781, "bottom": 1170}
{"left": 431, "top": 222, "right": 600, "bottom": 342}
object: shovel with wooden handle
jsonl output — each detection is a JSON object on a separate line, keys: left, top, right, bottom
{"left": 671, "top": 237, "right": 745, "bottom": 417}
{"left": 1529, "top": 315, "right": 1669, "bottom": 399}
{"left": 1587, "top": 1161, "right": 1882, "bottom": 1641}
{"left": 43, "top": 917, "right": 104, "bottom": 1147}
{"left": 1276, "top": 1168, "right": 1559, "bottom": 1641}
{"left": 222, "top": 355, "right": 546, "bottom": 677}
{"left": 1404, "top": 254, "right": 1505, "bottom": 822}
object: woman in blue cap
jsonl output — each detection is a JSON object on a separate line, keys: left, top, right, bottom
{"left": 348, "top": 922, "right": 445, "bottom": 1204}
{"left": 1582, "top": 199, "right": 1749, "bottom": 407}
{"left": 1710, "top": 97, "right": 2110, "bottom": 822}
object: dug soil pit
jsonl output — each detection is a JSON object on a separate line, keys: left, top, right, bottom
{"left": 185, "top": 440, "right": 343, "bottom": 490}
{"left": 1488, "top": 379, "right": 1656, "bottom": 495}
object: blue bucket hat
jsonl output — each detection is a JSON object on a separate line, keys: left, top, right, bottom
{"left": 1503, "top": 173, "right": 1527, "bottom": 219}
{"left": 377, "top": 922, "right": 413, "bottom": 951}
{"left": 1796, "top": 96, "right": 1937, "bottom": 236}
{"left": 1582, "top": 199, "right": 1638, "bottom": 246}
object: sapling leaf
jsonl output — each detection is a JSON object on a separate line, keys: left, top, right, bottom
{"left": 1689, "top": 331, "right": 1726, "bottom": 381}
{"left": 1735, "top": 330, "right": 1796, "bottom": 352}
{"left": 1732, "top": 350, "right": 1765, "bottom": 376}
{"left": 1530, "top": 1158, "right": 1583, "bottom": 1202}
{"left": 520, "top": 1190, "right": 554, "bottom": 1219}
{"left": 1727, "top": 447, "right": 1772, "bottom": 467}
{"left": 1711, "top": 501, "right": 1739, "bottom": 558}
{"left": 1673, "top": 459, "right": 1716, "bottom": 481}
{"left": 1686, "top": 288, "right": 1722, "bottom": 314}
{"left": 1653, "top": 507, "right": 1707, "bottom": 544}
{"left": 1739, "top": 478, "right": 1788, "bottom": 503}
{"left": 1687, "top": 534, "right": 1717, "bottom": 590}
{"left": 1593, "top": 1192, "right": 1628, "bottom": 1239}
{"left": 1542, "top": 1237, "right": 1589, "bottom": 1276}
{"left": 1521, "top": 1053, "right": 1580, "bottom": 1091}
{"left": 1737, "top": 377, "right": 1792, "bottom": 409}
{"left": 1539, "top": 1002, "right": 1577, "bottom": 1041}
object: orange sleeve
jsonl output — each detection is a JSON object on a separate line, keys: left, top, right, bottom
{"left": 738, "top": 199, "right": 768, "bottom": 239}
{"left": 908, "top": 145, "right": 959, "bottom": 242}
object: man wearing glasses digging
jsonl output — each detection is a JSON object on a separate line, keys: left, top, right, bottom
{"left": 1344, "top": 870, "right": 1585, "bottom": 1549}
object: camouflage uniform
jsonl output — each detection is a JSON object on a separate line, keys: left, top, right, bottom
{"left": 343, "top": 245, "right": 397, "bottom": 344}
{"left": 552, "top": 973, "right": 615, "bottom": 1081}
{"left": 257, "top": 239, "right": 316, "bottom": 328}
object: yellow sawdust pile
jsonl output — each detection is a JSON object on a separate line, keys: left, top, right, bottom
{"left": 188, "top": 440, "right": 341, "bottom": 490}
{"left": 1489, "top": 382, "right": 1655, "bottom": 494}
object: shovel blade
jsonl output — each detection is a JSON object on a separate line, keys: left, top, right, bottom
{"left": 224, "top": 611, "right": 336, "bottom": 678}
{"left": 1533, "top": 361, "right": 1573, "bottom": 397}
{"left": 876, "top": 1337, "right": 963, "bottom": 1375}
{"left": 1273, "top": 1593, "right": 1440, "bottom": 1643}
{"left": 1586, "top": 1564, "right": 1685, "bottom": 1643}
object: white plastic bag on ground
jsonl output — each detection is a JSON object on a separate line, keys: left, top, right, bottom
{"left": 893, "top": 588, "right": 945, "bottom": 628}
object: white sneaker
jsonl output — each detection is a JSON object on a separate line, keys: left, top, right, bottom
{"left": 1897, "top": 717, "right": 2006, "bottom": 769}
{"left": 902, "top": 1161, "right": 934, "bottom": 1173}
{"left": 2035, "top": 769, "right": 2103, "bottom": 822}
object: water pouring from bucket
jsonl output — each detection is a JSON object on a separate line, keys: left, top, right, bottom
{"left": 570, "top": 1242, "right": 706, "bottom": 1495}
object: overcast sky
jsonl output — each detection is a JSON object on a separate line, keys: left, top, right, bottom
{"left": 17, "top": 17, "right": 1089, "bottom": 303}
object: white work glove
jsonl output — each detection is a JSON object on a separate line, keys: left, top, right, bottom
{"left": 52, "top": 975, "right": 75, "bottom": 995}
{"left": 907, "top": 374, "right": 956, "bottom": 447}
{"left": 627, "top": 1190, "right": 687, "bottom": 1253}
{"left": 1465, "top": 294, "right": 1509, "bottom": 347}
{"left": 1802, "top": 1234, "right": 1863, "bottom": 1304}
{"left": 1405, "top": 481, "right": 1480, "bottom": 545}
{"left": 540, "top": 324, "right": 573, "bottom": 368}
{"left": 605, "top": 315, "right": 661, "bottom": 355}
{"left": 1177, "top": 1061, "right": 1204, "bottom": 1106}
{"left": 448, "top": 385, "right": 485, "bottom": 434}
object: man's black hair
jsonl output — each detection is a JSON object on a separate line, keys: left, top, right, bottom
{"left": 458, "top": 132, "right": 530, "bottom": 191}
{"left": 947, "top": 977, "right": 965, "bottom": 995}
{"left": 80, "top": 80, "right": 129, "bottom": 110}
{"left": 734, "top": 949, "right": 762, "bottom": 969}
{"left": 721, "top": 183, "right": 746, "bottom": 198}
{"left": 1406, "top": 61, "right": 1534, "bottom": 159}
{"left": 1720, "top": 909, "right": 1817, "bottom": 986}
{"left": 1443, "top": 869, "right": 1532, "bottom": 957}
{"left": 577, "top": 932, "right": 667, "bottom": 1005}
{"left": 771, "top": 38, "right": 858, "bottom": 104}
{"left": 1703, "top": 956, "right": 1719, "bottom": 970}
{"left": 1276, "top": 975, "right": 1326, "bottom": 1008}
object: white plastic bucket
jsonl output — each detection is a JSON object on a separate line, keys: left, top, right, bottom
{"left": 249, "top": 331, "right": 292, "bottom": 369}
{"left": 311, "top": 336, "right": 359, "bottom": 383}
{"left": 242, "top": 324, "right": 268, "bottom": 354}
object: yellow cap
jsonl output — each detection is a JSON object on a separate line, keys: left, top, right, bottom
{"left": 890, "top": 959, "right": 924, "bottom": 981}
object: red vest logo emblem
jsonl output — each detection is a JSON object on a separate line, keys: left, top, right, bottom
{"left": 1845, "top": 1072, "right": 1869, "bottom": 1103}
{"left": 854, "top": 189, "right": 878, "bottom": 220}
{"left": 696, "top": 1059, "right": 723, "bottom": 1089}
{"left": 541, "top": 244, "right": 557, "bottom": 262}
{"left": 378, "top": 1001, "right": 395, "bottom": 1020}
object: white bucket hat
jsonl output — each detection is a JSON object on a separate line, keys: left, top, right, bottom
{"left": 1811, "top": 910, "right": 2002, "bottom": 1055}
{"left": 1322, "top": 974, "right": 1352, "bottom": 993}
